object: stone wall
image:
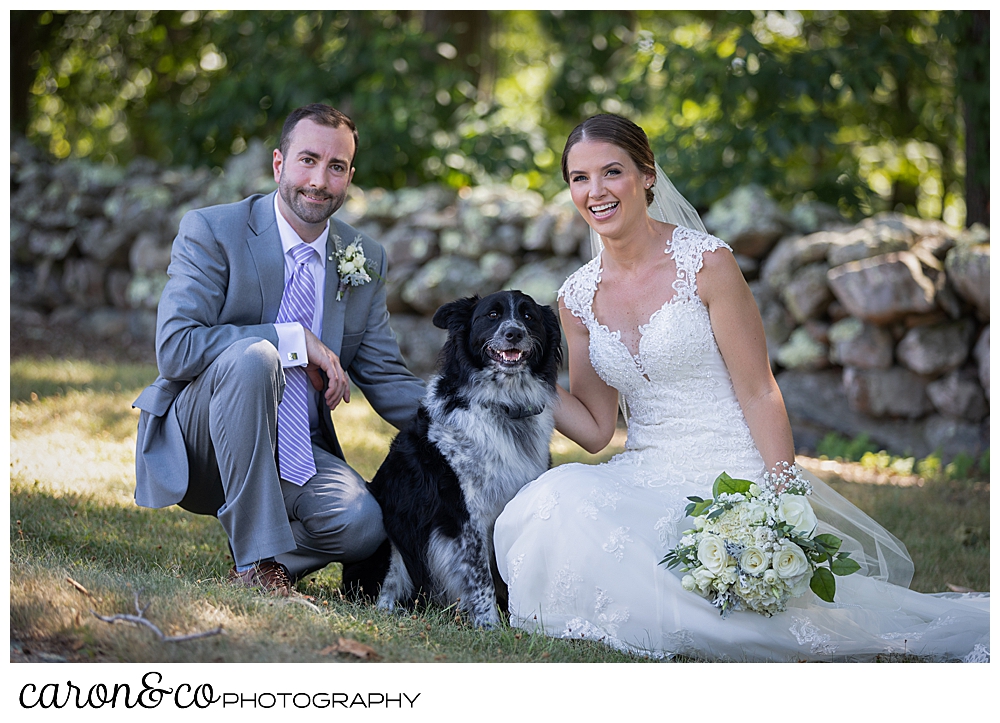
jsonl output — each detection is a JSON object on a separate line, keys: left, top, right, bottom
{"left": 10, "top": 137, "right": 989, "bottom": 459}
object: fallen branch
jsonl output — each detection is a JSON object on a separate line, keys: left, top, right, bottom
{"left": 66, "top": 576, "right": 94, "bottom": 598}
{"left": 91, "top": 591, "right": 224, "bottom": 643}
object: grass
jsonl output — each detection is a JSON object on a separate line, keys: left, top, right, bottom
{"left": 9, "top": 357, "right": 990, "bottom": 663}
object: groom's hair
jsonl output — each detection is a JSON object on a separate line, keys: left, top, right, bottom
{"left": 279, "top": 103, "right": 359, "bottom": 167}
{"left": 561, "top": 114, "right": 657, "bottom": 206}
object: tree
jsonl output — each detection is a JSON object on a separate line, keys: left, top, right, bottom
{"left": 16, "top": 10, "right": 981, "bottom": 225}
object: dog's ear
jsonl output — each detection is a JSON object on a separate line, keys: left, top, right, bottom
{"left": 433, "top": 295, "right": 480, "bottom": 331}
{"left": 540, "top": 302, "right": 564, "bottom": 372}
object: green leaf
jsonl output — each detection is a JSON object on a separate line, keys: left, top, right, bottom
{"left": 831, "top": 556, "right": 862, "bottom": 576}
{"left": 813, "top": 533, "right": 843, "bottom": 554}
{"left": 712, "top": 472, "right": 753, "bottom": 498}
{"left": 689, "top": 499, "right": 713, "bottom": 517}
{"left": 810, "top": 567, "right": 836, "bottom": 603}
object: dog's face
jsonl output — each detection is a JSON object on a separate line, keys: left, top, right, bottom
{"left": 433, "top": 290, "right": 562, "bottom": 381}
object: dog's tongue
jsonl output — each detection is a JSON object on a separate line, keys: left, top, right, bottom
{"left": 501, "top": 350, "right": 523, "bottom": 362}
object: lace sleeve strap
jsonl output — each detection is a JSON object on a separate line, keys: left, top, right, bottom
{"left": 557, "top": 257, "right": 600, "bottom": 323}
{"left": 671, "top": 226, "right": 733, "bottom": 301}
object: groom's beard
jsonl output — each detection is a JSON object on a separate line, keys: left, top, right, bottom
{"left": 278, "top": 175, "right": 346, "bottom": 227}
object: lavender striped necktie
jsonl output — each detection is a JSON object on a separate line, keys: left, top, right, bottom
{"left": 275, "top": 243, "right": 318, "bottom": 485}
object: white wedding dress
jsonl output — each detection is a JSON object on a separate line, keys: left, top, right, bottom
{"left": 494, "top": 226, "right": 990, "bottom": 662}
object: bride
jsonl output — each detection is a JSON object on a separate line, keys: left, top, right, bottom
{"left": 492, "top": 114, "right": 989, "bottom": 662}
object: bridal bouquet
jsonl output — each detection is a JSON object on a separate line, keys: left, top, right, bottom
{"left": 661, "top": 464, "right": 860, "bottom": 617}
{"left": 331, "top": 236, "right": 379, "bottom": 300}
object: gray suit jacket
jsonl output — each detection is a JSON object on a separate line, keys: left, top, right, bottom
{"left": 133, "top": 191, "right": 424, "bottom": 508}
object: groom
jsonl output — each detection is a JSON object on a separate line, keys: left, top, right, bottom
{"left": 132, "top": 103, "right": 425, "bottom": 596}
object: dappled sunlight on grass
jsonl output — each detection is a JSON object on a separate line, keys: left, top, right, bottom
{"left": 10, "top": 358, "right": 158, "bottom": 401}
{"left": 11, "top": 426, "right": 138, "bottom": 502}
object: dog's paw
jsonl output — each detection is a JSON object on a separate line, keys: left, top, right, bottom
{"left": 374, "top": 595, "right": 397, "bottom": 612}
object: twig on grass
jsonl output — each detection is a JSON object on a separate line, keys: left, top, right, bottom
{"left": 91, "top": 590, "right": 225, "bottom": 642}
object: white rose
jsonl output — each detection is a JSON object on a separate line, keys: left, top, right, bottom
{"left": 681, "top": 574, "right": 697, "bottom": 592}
{"left": 718, "top": 564, "right": 738, "bottom": 586}
{"left": 748, "top": 483, "right": 761, "bottom": 497}
{"left": 777, "top": 493, "right": 818, "bottom": 536}
{"left": 697, "top": 535, "right": 730, "bottom": 575}
{"left": 693, "top": 567, "right": 715, "bottom": 593}
{"left": 739, "top": 546, "right": 769, "bottom": 575}
{"left": 773, "top": 542, "right": 810, "bottom": 579}
{"left": 763, "top": 569, "right": 778, "bottom": 585}
{"left": 744, "top": 501, "right": 767, "bottom": 524}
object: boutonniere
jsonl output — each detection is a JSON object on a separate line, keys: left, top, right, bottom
{"left": 330, "top": 235, "right": 380, "bottom": 301}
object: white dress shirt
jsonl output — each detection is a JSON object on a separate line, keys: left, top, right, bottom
{"left": 272, "top": 193, "right": 330, "bottom": 430}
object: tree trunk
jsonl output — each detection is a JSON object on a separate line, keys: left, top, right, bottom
{"left": 957, "top": 10, "right": 989, "bottom": 227}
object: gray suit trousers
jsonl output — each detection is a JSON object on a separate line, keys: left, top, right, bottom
{"left": 173, "top": 337, "right": 385, "bottom": 578}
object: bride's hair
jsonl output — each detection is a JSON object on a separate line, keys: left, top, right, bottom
{"left": 560, "top": 114, "right": 657, "bottom": 206}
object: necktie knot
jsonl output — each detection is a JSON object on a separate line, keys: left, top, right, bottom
{"left": 291, "top": 243, "right": 314, "bottom": 266}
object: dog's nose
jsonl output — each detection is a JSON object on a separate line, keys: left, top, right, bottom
{"left": 504, "top": 328, "right": 524, "bottom": 344}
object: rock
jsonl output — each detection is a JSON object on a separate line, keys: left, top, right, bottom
{"left": 923, "top": 415, "right": 988, "bottom": 460}
{"left": 702, "top": 184, "right": 790, "bottom": 258}
{"left": 82, "top": 307, "right": 130, "bottom": 339}
{"left": 826, "top": 225, "right": 911, "bottom": 268}
{"left": 842, "top": 366, "right": 931, "bottom": 419}
{"left": 788, "top": 199, "right": 848, "bottom": 234}
{"left": 781, "top": 262, "right": 832, "bottom": 323}
{"left": 760, "top": 232, "right": 836, "bottom": 290}
{"left": 388, "top": 313, "right": 448, "bottom": 377}
{"left": 105, "top": 269, "right": 132, "bottom": 309}
{"left": 552, "top": 206, "right": 591, "bottom": 258}
{"left": 479, "top": 252, "right": 517, "bottom": 287}
{"left": 28, "top": 229, "right": 77, "bottom": 261}
{"left": 926, "top": 368, "right": 988, "bottom": 422}
{"left": 11, "top": 260, "right": 66, "bottom": 311}
{"left": 828, "top": 317, "right": 894, "bottom": 369}
{"left": 522, "top": 209, "right": 557, "bottom": 252}
{"left": 380, "top": 224, "right": 438, "bottom": 267}
{"left": 384, "top": 262, "right": 420, "bottom": 314}
{"left": 734, "top": 253, "right": 759, "bottom": 279}
{"left": 505, "top": 257, "right": 584, "bottom": 308}
{"left": 776, "top": 369, "right": 932, "bottom": 456}
{"left": 944, "top": 243, "right": 989, "bottom": 320}
{"left": 126, "top": 271, "right": 169, "bottom": 310}
{"left": 827, "top": 251, "right": 937, "bottom": 324}
{"left": 401, "top": 256, "right": 494, "bottom": 314}
{"left": 61, "top": 258, "right": 107, "bottom": 308}
{"left": 127, "top": 309, "right": 158, "bottom": 342}
{"left": 973, "top": 325, "right": 989, "bottom": 399}
{"left": 776, "top": 327, "right": 828, "bottom": 370}
{"left": 129, "top": 231, "right": 173, "bottom": 273}
{"left": 750, "top": 282, "right": 794, "bottom": 361}
{"left": 896, "top": 318, "right": 975, "bottom": 376}
{"left": 222, "top": 138, "right": 273, "bottom": 197}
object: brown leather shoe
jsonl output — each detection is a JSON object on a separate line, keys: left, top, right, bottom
{"left": 227, "top": 561, "right": 292, "bottom": 597}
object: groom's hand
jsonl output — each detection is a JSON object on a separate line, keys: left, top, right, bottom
{"left": 304, "top": 328, "right": 351, "bottom": 409}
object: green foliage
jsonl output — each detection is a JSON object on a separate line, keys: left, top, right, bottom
{"left": 711, "top": 471, "right": 754, "bottom": 498}
{"left": 20, "top": 10, "right": 982, "bottom": 217}
{"left": 809, "top": 566, "right": 836, "bottom": 602}
{"left": 815, "top": 431, "right": 879, "bottom": 462}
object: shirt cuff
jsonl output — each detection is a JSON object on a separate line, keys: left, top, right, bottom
{"left": 274, "top": 322, "right": 308, "bottom": 367}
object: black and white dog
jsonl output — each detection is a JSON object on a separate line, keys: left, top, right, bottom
{"left": 369, "top": 290, "right": 562, "bottom": 628}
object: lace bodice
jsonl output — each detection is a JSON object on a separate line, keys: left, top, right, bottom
{"left": 558, "top": 226, "right": 766, "bottom": 487}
